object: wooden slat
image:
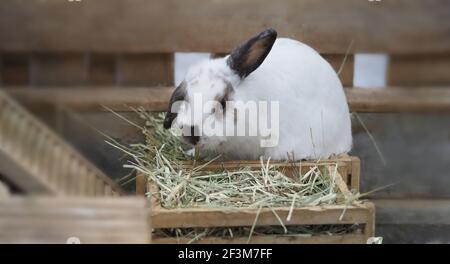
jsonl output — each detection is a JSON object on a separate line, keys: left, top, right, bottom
{"left": 334, "top": 171, "right": 352, "bottom": 202}
{"left": 152, "top": 204, "right": 372, "bottom": 228}
{"left": 136, "top": 173, "right": 146, "bottom": 196}
{"left": 30, "top": 54, "right": 87, "bottom": 86}
{"left": 350, "top": 156, "right": 360, "bottom": 191}
{"left": 388, "top": 54, "right": 450, "bottom": 86}
{"left": 198, "top": 157, "right": 357, "bottom": 187}
{"left": 345, "top": 87, "right": 450, "bottom": 112}
{"left": 0, "top": 197, "right": 150, "bottom": 244}
{"left": 117, "top": 54, "right": 174, "bottom": 86}
{"left": 0, "top": 54, "right": 29, "bottom": 86}
{"left": 364, "top": 202, "right": 376, "bottom": 241}
{"left": 152, "top": 233, "right": 367, "bottom": 244}
{"left": 5, "top": 86, "right": 450, "bottom": 113}
{"left": 5, "top": 87, "right": 172, "bottom": 111}
{"left": 0, "top": 0, "right": 449, "bottom": 54}
{"left": 88, "top": 54, "right": 117, "bottom": 86}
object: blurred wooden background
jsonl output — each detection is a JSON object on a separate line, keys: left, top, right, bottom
{"left": 0, "top": 0, "right": 450, "bottom": 243}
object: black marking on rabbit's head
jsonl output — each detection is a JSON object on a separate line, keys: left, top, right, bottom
{"left": 163, "top": 81, "right": 187, "bottom": 129}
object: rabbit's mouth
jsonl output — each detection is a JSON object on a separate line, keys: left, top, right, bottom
{"left": 181, "top": 125, "right": 201, "bottom": 146}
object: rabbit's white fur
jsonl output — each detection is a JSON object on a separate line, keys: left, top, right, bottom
{"left": 174, "top": 37, "right": 352, "bottom": 160}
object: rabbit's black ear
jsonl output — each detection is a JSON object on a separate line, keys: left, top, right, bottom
{"left": 163, "top": 82, "right": 187, "bottom": 129}
{"left": 227, "top": 28, "right": 277, "bottom": 78}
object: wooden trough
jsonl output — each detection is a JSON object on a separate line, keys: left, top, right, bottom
{"left": 137, "top": 155, "right": 375, "bottom": 244}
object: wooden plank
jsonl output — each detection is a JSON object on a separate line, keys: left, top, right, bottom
{"left": 0, "top": 54, "right": 29, "bottom": 86}
{"left": 363, "top": 202, "right": 376, "bottom": 241}
{"left": 95, "top": 178, "right": 105, "bottom": 197}
{"left": 350, "top": 156, "right": 360, "bottom": 191}
{"left": 30, "top": 53, "right": 87, "bottom": 86}
{"left": 152, "top": 233, "right": 367, "bottom": 244}
{"left": 1, "top": 0, "right": 449, "bottom": 54}
{"left": 136, "top": 173, "right": 146, "bottom": 196}
{"left": 5, "top": 86, "right": 450, "bottom": 113}
{"left": 374, "top": 199, "right": 450, "bottom": 225}
{"left": 334, "top": 170, "right": 352, "bottom": 202}
{"left": 181, "top": 158, "right": 354, "bottom": 176}
{"left": 4, "top": 87, "right": 172, "bottom": 111}
{"left": 152, "top": 204, "right": 371, "bottom": 228}
{"left": 345, "top": 87, "right": 450, "bottom": 112}
{"left": 117, "top": 53, "right": 174, "bottom": 86}
{"left": 0, "top": 197, "right": 150, "bottom": 244}
{"left": 388, "top": 54, "right": 450, "bottom": 86}
{"left": 88, "top": 54, "right": 117, "bottom": 86}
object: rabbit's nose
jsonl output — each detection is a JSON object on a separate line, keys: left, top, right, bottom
{"left": 183, "top": 125, "right": 200, "bottom": 145}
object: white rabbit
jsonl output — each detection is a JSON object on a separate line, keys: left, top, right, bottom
{"left": 164, "top": 28, "right": 352, "bottom": 160}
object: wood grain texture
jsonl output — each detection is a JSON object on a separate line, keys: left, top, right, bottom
{"left": 350, "top": 156, "right": 361, "bottom": 191}
{"left": 0, "top": 54, "right": 29, "bottom": 86}
{"left": 0, "top": 90, "right": 125, "bottom": 195}
{"left": 30, "top": 54, "right": 88, "bottom": 86}
{"left": 5, "top": 86, "right": 450, "bottom": 113}
{"left": 88, "top": 54, "right": 117, "bottom": 86}
{"left": 152, "top": 204, "right": 372, "bottom": 228}
{"left": 117, "top": 53, "right": 174, "bottom": 86}
{"left": 4, "top": 87, "right": 173, "bottom": 111}
{"left": 0, "top": 0, "right": 449, "bottom": 54}
{"left": 335, "top": 171, "right": 352, "bottom": 203}
{"left": 388, "top": 54, "right": 450, "bottom": 86}
{"left": 0, "top": 197, "right": 150, "bottom": 244}
{"left": 345, "top": 87, "right": 450, "bottom": 112}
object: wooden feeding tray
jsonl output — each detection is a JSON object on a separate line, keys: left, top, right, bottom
{"left": 137, "top": 155, "right": 375, "bottom": 244}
